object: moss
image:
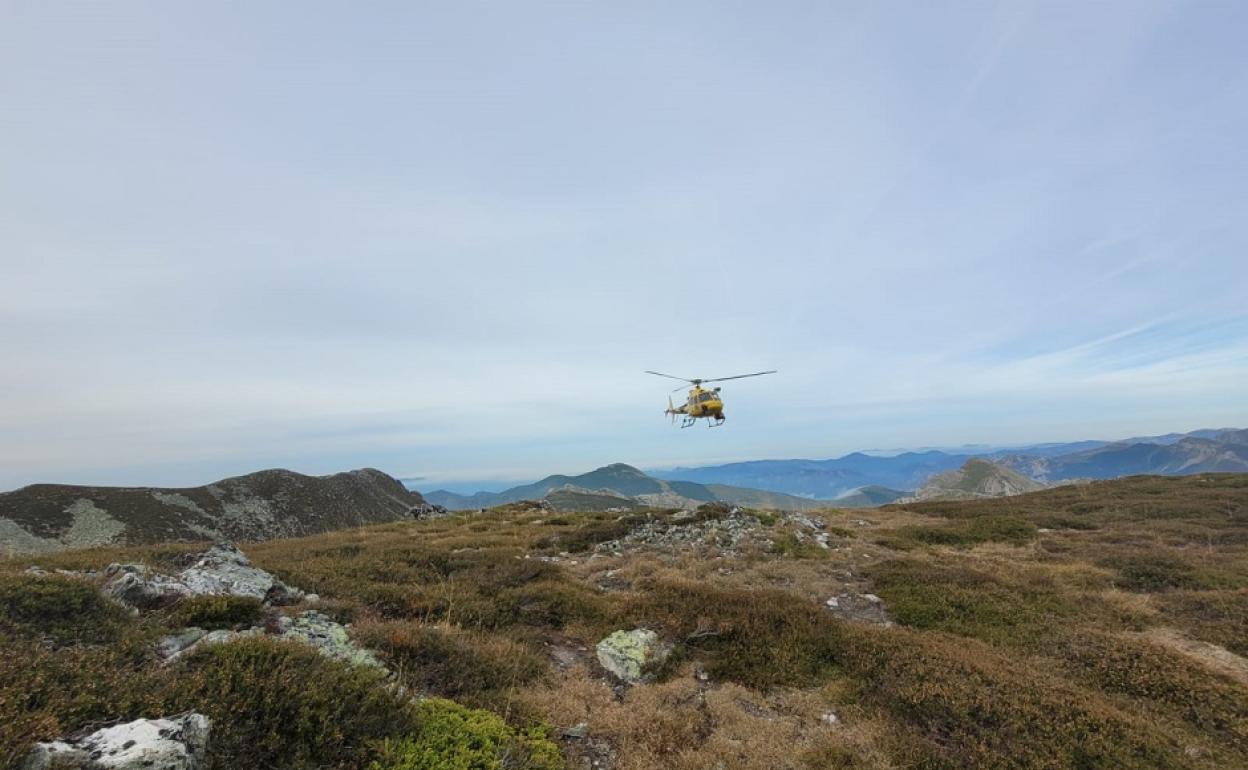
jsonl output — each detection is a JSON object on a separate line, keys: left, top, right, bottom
{"left": 369, "top": 698, "right": 562, "bottom": 770}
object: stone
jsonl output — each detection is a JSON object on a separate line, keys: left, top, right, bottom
{"left": 277, "top": 610, "right": 386, "bottom": 670}
{"left": 825, "top": 597, "right": 839, "bottom": 608}
{"left": 23, "top": 714, "right": 210, "bottom": 770}
{"left": 595, "top": 628, "right": 670, "bottom": 684}
{"left": 409, "top": 502, "right": 449, "bottom": 519}
{"left": 562, "top": 722, "right": 590, "bottom": 739}
{"left": 104, "top": 544, "right": 305, "bottom": 609}
{"left": 157, "top": 627, "right": 208, "bottom": 660}
{"left": 821, "top": 712, "right": 840, "bottom": 726}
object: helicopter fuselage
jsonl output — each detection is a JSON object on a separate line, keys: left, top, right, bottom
{"left": 666, "top": 386, "right": 725, "bottom": 426}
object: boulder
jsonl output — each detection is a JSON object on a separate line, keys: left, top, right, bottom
{"left": 23, "top": 714, "right": 210, "bottom": 770}
{"left": 104, "top": 544, "right": 303, "bottom": 609}
{"left": 595, "top": 628, "right": 670, "bottom": 684}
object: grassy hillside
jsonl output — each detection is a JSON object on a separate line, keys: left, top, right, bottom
{"left": 3, "top": 474, "right": 1247, "bottom": 769}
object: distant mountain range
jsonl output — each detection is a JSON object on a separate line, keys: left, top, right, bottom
{"left": 647, "top": 427, "right": 1248, "bottom": 499}
{"left": 423, "top": 463, "right": 829, "bottom": 512}
{"left": 0, "top": 468, "right": 423, "bottom": 556}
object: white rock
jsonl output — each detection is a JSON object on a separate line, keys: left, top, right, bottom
{"left": 23, "top": 714, "right": 210, "bottom": 770}
{"left": 825, "top": 597, "right": 839, "bottom": 608}
{"left": 821, "top": 712, "right": 840, "bottom": 726}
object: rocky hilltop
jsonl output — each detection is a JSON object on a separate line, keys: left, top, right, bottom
{"left": 0, "top": 468, "right": 423, "bottom": 555}
{"left": 901, "top": 458, "right": 1047, "bottom": 502}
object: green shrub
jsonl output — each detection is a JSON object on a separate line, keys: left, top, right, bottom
{"left": 866, "top": 559, "right": 1076, "bottom": 646}
{"left": 627, "top": 581, "right": 844, "bottom": 689}
{"left": 0, "top": 575, "right": 131, "bottom": 645}
{"left": 769, "top": 533, "right": 828, "bottom": 560}
{"left": 355, "top": 622, "right": 547, "bottom": 707}
{"left": 1154, "top": 589, "right": 1248, "bottom": 656}
{"left": 169, "top": 637, "right": 418, "bottom": 770}
{"left": 1101, "top": 553, "right": 1238, "bottom": 592}
{"left": 167, "top": 595, "right": 264, "bottom": 630}
{"left": 369, "top": 698, "right": 561, "bottom": 770}
{"left": 1060, "top": 631, "right": 1248, "bottom": 751}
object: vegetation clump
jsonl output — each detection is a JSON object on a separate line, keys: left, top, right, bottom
{"left": 166, "top": 594, "right": 264, "bottom": 630}
{"left": 0, "top": 574, "right": 131, "bottom": 645}
{"left": 369, "top": 698, "right": 561, "bottom": 770}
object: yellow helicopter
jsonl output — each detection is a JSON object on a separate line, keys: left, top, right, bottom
{"left": 645, "top": 370, "right": 776, "bottom": 428}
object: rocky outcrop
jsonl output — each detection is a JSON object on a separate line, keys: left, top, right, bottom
{"left": 105, "top": 544, "right": 303, "bottom": 608}
{"left": 0, "top": 468, "right": 424, "bottom": 555}
{"left": 596, "top": 629, "right": 670, "bottom": 684}
{"left": 23, "top": 714, "right": 210, "bottom": 770}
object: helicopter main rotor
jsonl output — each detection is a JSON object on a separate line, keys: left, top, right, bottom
{"left": 645, "top": 370, "right": 777, "bottom": 390}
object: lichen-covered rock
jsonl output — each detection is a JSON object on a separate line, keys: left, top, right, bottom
{"left": 22, "top": 713, "right": 210, "bottom": 770}
{"left": 276, "top": 610, "right": 386, "bottom": 670}
{"left": 179, "top": 544, "right": 302, "bottom": 603}
{"left": 105, "top": 564, "right": 193, "bottom": 607}
{"left": 157, "top": 627, "right": 265, "bottom": 663}
{"left": 595, "top": 628, "right": 669, "bottom": 684}
{"left": 104, "top": 544, "right": 303, "bottom": 609}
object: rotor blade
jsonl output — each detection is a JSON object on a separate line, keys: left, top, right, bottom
{"left": 671, "top": 384, "right": 688, "bottom": 393}
{"left": 644, "top": 370, "right": 694, "bottom": 382}
{"left": 701, "top": 370, "right": 777, "bottom": 383}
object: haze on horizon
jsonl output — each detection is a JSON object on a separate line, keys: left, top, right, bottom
{"left": 3, "top": 1, "right": 1246, "bottom": 493}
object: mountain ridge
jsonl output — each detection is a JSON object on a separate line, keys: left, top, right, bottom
{"left": 0, "top": 467, "right": 423, "bottom": 555}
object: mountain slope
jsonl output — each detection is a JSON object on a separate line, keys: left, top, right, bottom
{"left": 0, "top": 468, "right": 423, "bottom": 555}
{"left": 997, "top": 435, "right": 1248, "bottom": 481}
{"left": 901, "top": 459, "right": 1046, "bottom": 502}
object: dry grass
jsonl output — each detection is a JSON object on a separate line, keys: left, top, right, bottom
{"left": 3, "top": 474, "right": 1248, "bottom": 769}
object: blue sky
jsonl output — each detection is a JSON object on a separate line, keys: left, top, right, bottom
{"left": 2, "top": 1, "right": 1246, "bottom": 491}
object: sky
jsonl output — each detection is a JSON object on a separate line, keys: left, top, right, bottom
{"left": 2, "top": 1, "right": 1246, "bottom": 492}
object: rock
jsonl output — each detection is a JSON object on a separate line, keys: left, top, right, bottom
{"left": 179, "top": 545, "right": 281, "bottom": 601}
{"left": 409, "top": 502, "right": 449, "bottom": 519}
{"left": 159, "top": 627, "right": 264, "bottom": 663}
{"left": 23, "top": 714, "right": 210, "bottom": 770}
{"left": 277, "top": 610, "right": 386, "bottom": 670}
{"left": 157, "top": 628, "right": 208, "bottom": 660}
{"left": 105, "top": 565, "right": 192, "bottom": 607}
{"left": 825, "top": 597, "right": 839, "bottom": 608}
{"left": 104, "top": 544, "right": 304, "bottom": 609}
{"left": 595, "top": 628, "right": 670, "bottom": 684}
{"left": 561, "top": 722, "right": 590, "bottom": 739}
{"left": 821, "top": 712, "right": 840, "bottom": 726}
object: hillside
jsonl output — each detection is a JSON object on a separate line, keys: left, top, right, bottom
{"left": 997, "top": 430, "right": 1248, "bottom": 481}
{"left": 5, "top": 473, "right": 1247, "bottom": 770}
{"left": 902, "top": 458, "right": 1047, "bottom": 502}
{"left": 425, "top": 463, "right": 827, "bottom": 511}
{"left": 0, "top": 468, "right": 422, "bottom": 555}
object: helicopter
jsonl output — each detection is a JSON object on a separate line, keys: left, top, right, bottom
{"left": 645, "top": 370, "right": 777, "bottom": 428}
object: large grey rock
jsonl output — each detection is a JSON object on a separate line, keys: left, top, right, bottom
{"left": 104, "top": 544, "right": 303, "bottom": 609}
{"left": 595, "top": 628, "right": 670, "bottom": 684}
{"left": 23, "top": 713, "right": 210, "bottom": 770}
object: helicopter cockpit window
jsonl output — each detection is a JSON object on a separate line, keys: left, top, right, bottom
{"left": 698, "top": 391, "right": 717, "bottom": 402}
